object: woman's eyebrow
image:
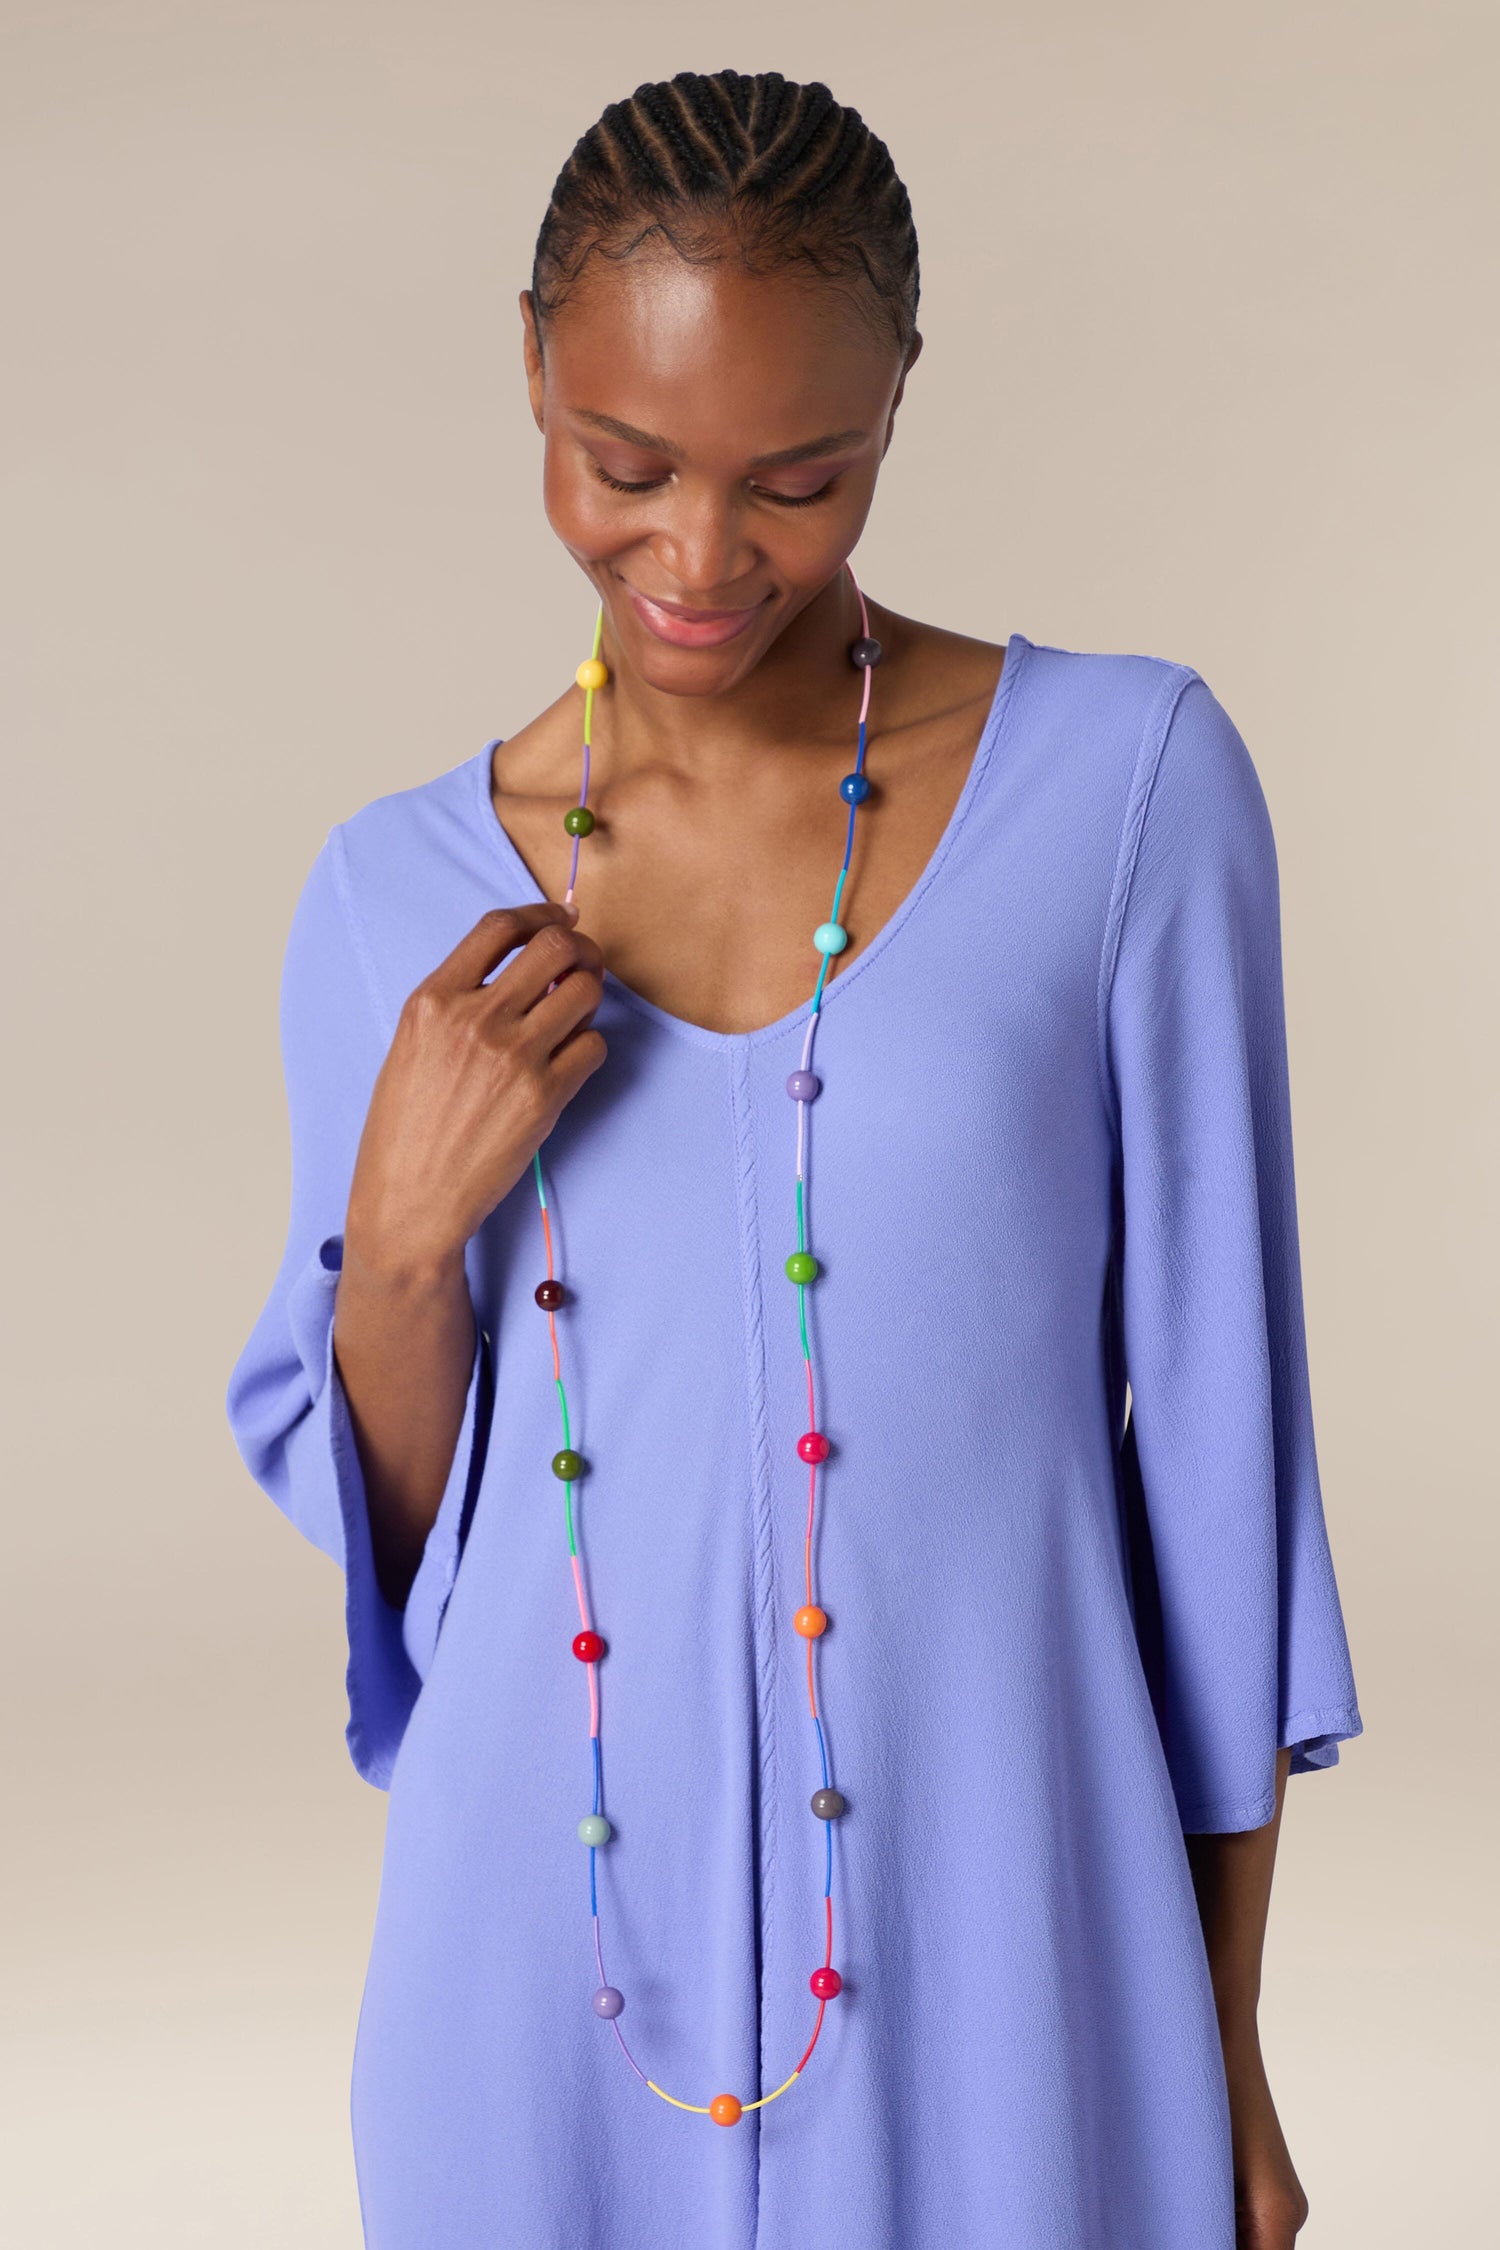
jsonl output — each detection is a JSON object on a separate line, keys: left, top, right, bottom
{"left": 571, "top": 410, "right": 867, "bottom": 469}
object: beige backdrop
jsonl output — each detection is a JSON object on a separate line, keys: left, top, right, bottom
{"left": 4, "top": 2, "right": 1494, "bottom": 2242}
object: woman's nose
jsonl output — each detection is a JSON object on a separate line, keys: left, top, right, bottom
{"left": 650, "top": 489, "right": 758, "bottom": 600}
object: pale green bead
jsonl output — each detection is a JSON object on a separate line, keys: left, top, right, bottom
{"left": 578, "top": 1813, "right": 611, "bottom": 1847}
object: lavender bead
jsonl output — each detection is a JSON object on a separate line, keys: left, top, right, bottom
{"left": 786, "top": 1070, "right": 822, "bottom": 1102}
{"left": 592, "top": 1985, "right": 625, "bottom": 2019}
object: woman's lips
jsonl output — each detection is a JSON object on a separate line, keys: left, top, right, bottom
{"left": 624, "top": 584, "right": 767, "bottom": 649}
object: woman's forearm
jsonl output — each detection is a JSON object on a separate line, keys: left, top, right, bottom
{"left": 1184, "top": 1745, "right": 1293, "bottom": 2031}
{"left": 332, "top": 1236, "right": 477, "bottom": 1610}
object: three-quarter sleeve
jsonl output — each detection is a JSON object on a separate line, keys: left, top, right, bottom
{"left": 1104, "top": 675, "right": 1363, "bottom": 1832}
{"left": 225, "top": 826, "right": 492, "bottom": 1790}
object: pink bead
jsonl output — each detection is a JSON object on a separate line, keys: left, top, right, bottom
{"left": 797, "top": 1430, "right": 831, "bottom": 1463}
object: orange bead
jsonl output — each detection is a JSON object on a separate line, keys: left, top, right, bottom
{"left": 794, "top": 1605, "right": 828, "bottom": 1639}
{"left": 709, "top": 2092, "right": 743, "bottom": 2127}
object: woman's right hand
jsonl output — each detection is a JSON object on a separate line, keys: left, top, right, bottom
{"left": 344, "top": 901, "right": 607, "bottom": 1286}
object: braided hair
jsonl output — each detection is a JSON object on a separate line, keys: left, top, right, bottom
{"left": 531, "top": 71, "right": 920, "bottom": 357}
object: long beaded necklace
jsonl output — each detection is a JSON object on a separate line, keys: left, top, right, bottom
{"left": 528, "top": 562, "right": 882, "bottom": 2126}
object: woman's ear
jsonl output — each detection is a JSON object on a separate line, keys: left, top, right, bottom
{"left": 519, "top": 290, "right": 546, "bottom": 431}
{"left": 882, "top": 330, "right": 923, "bottom": 454}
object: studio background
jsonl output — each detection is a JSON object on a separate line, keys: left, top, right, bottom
{"left": 3, "top": 3, "right": 1493, "bottom": 2243}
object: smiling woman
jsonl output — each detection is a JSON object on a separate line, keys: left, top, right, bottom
{"left": 224, "top": 64, "right": 1362, "bottom": 2250}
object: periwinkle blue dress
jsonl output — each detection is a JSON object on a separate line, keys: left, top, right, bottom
{"left": 225, "top": 632, "right": 1363, "bottom": 2249}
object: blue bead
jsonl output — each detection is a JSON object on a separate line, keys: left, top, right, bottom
{"left": 786, "top": 1070, "right": 821, "bottom": 1102}
{"left": 839, "top": 772, "right": 870, "bottom": 804}
{"left": 813, "top": 922, "right": 848, "bottom": 956}
{"left": 592, "top": 1985, "right": 625, "bottom": 2019}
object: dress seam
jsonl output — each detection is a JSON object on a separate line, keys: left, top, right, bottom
{"left": 327, "top": 821, "right": 399, "bottom": 1046}
{"left": 1093, "top": 664, "right": 1205, "bottom": 1159}
{"left": 727, "top": 1042, "right": 778, "bottom": 2202}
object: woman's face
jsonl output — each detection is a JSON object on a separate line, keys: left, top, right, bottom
{"left": 521, "top": 249, "right": 918, "bottom": 696}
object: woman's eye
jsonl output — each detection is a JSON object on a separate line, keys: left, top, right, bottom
{"left": 592, "top": 465, "right": 668, "bottom": 495}
{"left": 752, "top": 480, "right": 839, "bottom": 510}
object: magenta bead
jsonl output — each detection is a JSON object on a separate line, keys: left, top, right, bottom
{"left": 786, "top": 1070, "right": 821, "bottom": 1102}
{"left": 810, "top": 1966, "right": 843, "bottom": 1999}
{"left": 797, "top": 1430, "right": 831, "bottom": 1463}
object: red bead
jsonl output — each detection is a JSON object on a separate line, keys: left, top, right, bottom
{"left": 810, "top": 1966, "right": 843, "bottom": 2000}
{"left": 797, "top": 1430, "right": 831, "bottom": 1463}
{"left": 572, "top": 1631, "right": 605, "bottom": 1664}
{"left": 535, "top": 1279, "right": 565, "bottom": 1310}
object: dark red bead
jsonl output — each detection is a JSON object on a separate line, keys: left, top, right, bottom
{"left": 572, "top": 1630, "right": 606, "bottom": 1664}
{"left": 535, "top": 1279, "right": 565, "bottom": 1310}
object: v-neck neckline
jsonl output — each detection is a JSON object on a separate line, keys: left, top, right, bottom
{"left": 468, "top": 632, "right": 1031, "bottom": 1053}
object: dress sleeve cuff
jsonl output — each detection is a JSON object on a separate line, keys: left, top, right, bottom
{"left": 289, "top": 1234, "right": 490, "bottom": 1789}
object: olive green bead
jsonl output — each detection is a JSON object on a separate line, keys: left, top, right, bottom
{"left": 785, "top": 1251, "right": 819, "bottom": 1285}
{"left": 563, "top": 805, "right": 595, "bottom": 837}
{"left": 552, "top": 1448, "right": 585, "bottom": 1481}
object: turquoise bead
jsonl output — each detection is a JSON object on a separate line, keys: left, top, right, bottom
{"left": 785, "top": 1251, "right": 819, "bottom": 1284}
{"left": 813, "top": 921, "right": 848, "bottom": 955}
{"left": 578, "top": 1813, "right": 611, "bottom": 1846}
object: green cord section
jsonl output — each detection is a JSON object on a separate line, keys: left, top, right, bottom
{"left": 555, "top": 1376, "right": 578, "bottom": 1555}
{"left": 795, "top": 1177, "right": 811, "bottom": 1360}
{"left": 532, "top": 1148, "right": 548, "bottom": 1209}
{"left": 583, "top": 603, "right": 604, "bottom": 746}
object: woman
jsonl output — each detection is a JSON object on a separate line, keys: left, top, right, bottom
{"left": 226, "top": 68, "right": 1363, "bottom": 2250}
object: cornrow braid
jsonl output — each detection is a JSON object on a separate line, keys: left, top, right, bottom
{"left": 531, "top": 69, "right": 919, "bottom": 356}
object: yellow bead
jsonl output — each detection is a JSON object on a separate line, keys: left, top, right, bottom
{"left": 576, "top": 657, "right": 609, "bottom": 692}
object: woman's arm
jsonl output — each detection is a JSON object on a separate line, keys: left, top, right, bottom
{"left": 1185, "top": 1745, "right": 1311, "bottom": 2248}
{"left": 334, "top": 900, "right": 606, "bottom": 1609}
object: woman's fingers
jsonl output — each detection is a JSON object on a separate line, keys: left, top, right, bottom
{"left": 424, "top": 902, "right": 580, "bottom": 995}
{"left": 483, "top": 915, "right": 605, "bottom": 1019}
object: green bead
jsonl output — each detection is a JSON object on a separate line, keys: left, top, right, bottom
{"left": 578, "top": 1814, "right": 611, "bottom": 1846}
{"left": 552, "top": 1448, "right": 585, "bottom": 1481}
{"left": 785, "top": 1251, "right": 819, "bottom": 1285}
{"left": 563, "top": 806, "right": 595, "bottom": 837}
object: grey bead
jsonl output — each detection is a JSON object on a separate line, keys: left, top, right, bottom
{"left": 811, "top": 1788, "right": 847, "bottom": 1821}
{"left": 849, "top": 636, "right": 884, "bottom": 669}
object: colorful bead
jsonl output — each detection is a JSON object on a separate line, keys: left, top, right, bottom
{"left": 850, "top": 636, "right": 883, "bottom": 668}
{"left": 839, "top": 771, "right": 871, "bottom": 804}
{"left": 786, "top": 1070, "right": 821, "bottom": 1102}
{"left": 785, "top": 1250, "right": 818, "bottom": 1284}
{"left": 794, "top": 1605, "right": 827, "bottom": 1638}
{"left": 552, "top": 1448, "right": 585, "bottom": 1481}
{"left": 576, "top": 657, "right": 609, "bottom": 691}
{"left": 811, "top": 1787, "right": 846, "bottom": 1820}
{"left": 578, "top": 1814, "right": 611, "bottom": 1846}
{"left": 563, "top": 805, "right": 595, "bottom": 837}
{"left": 810, "top": 1967, "right": 843, "bottom": 1999}
{"left": 813, "top": 921, "right": 847, "bottom": 956}
{"left": 535, "top": 1279, "right": 565, "bottom": 1310}
{"left": 572, "top": 1630, "right": 605, "bottom": 1664}
{"left": 709, "top": 2094, "right": 743, "bottom": 2127}
{"left": 592, "top": 1985, "right": 625, "bottom": 2018}
{"left": 797, "top": 1430, "right": 831, "bottom": 1463}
